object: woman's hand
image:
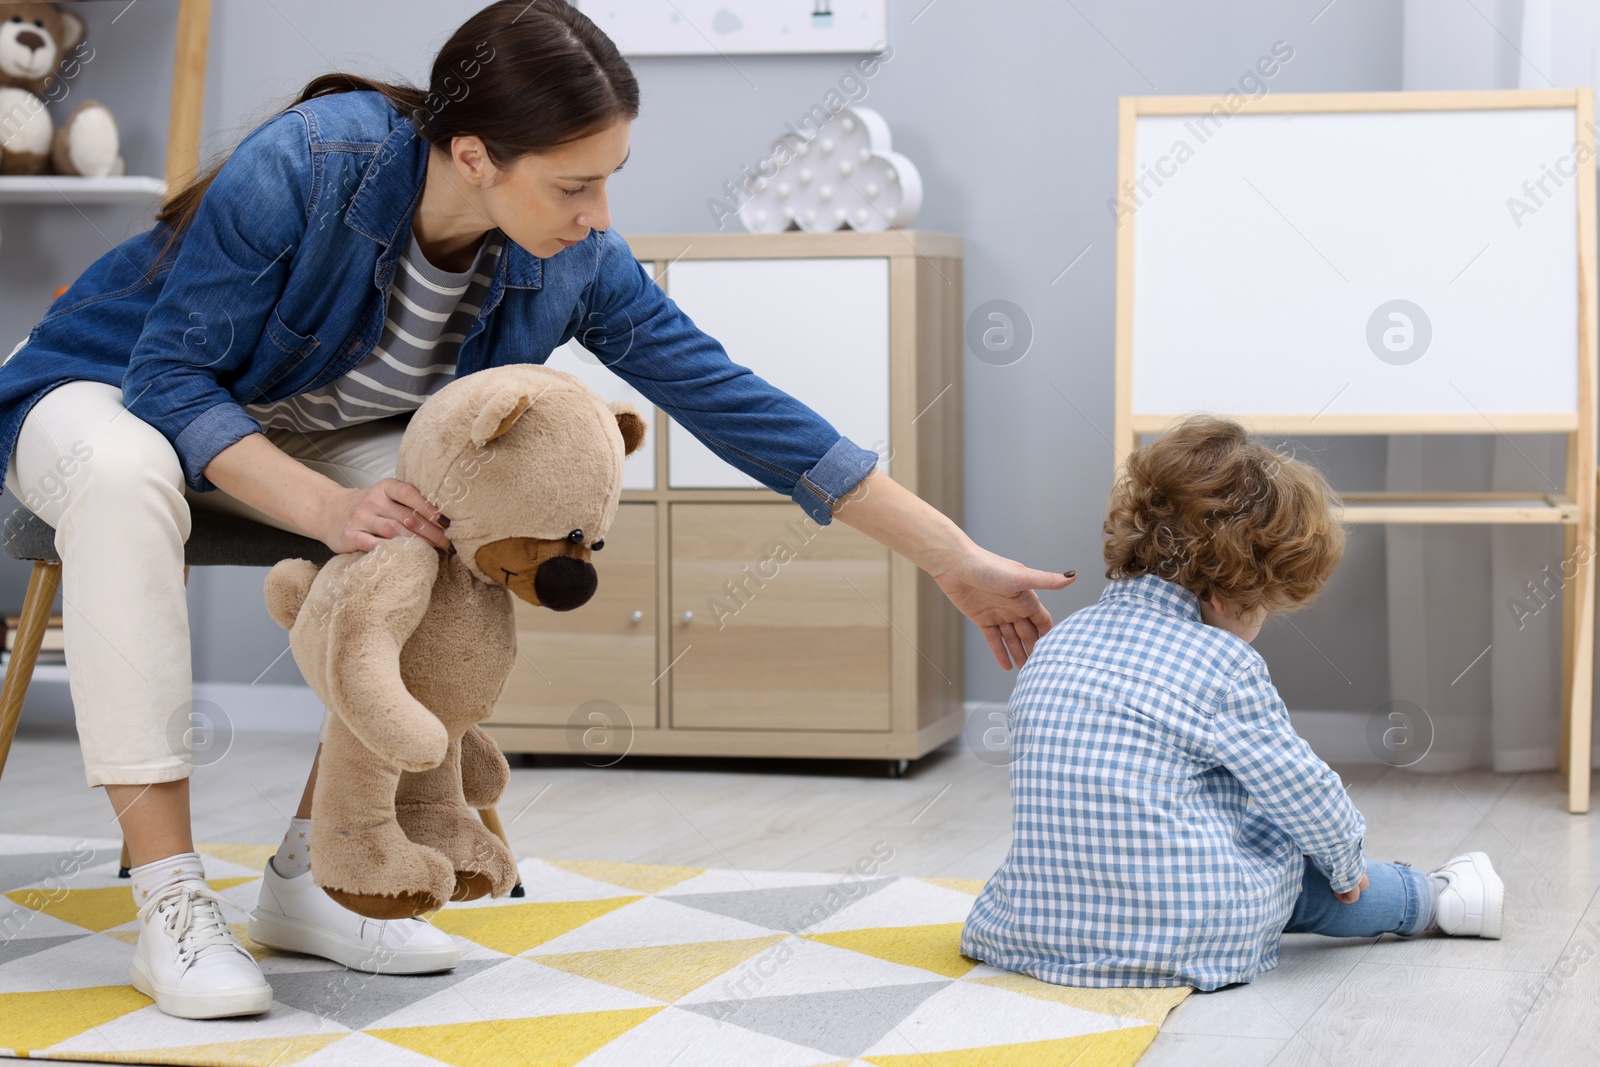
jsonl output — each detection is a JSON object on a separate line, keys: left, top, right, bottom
{"left": 203, "top": 434, "right": 452, "bottom": 554}
{"left": 828, "top": 470, "right": 1076, "bottom": 670}
{"left": 930, "top": 546, "right": 1077, "bottom": 670}
{"left": 316, "top": 478, "right": 451, "bottom": 554}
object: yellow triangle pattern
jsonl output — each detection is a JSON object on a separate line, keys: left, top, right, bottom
{"left": 548, "top": 858, "right": 705, "bottom": 894}
{"left": 0, "top": 984, "right": 151, "bottom": 1050}
{"left": 921, "top": 877, "right": 987, "bottom": 896}
{"left": 429, "top": 896, "right": 640, "bottom": 956}
{"left": 196, "top": 842, "right": 277, "bottom": 872}
{"left": 967, "top": 973, "right": 1191, "bottom": 1025}
{"left": 105, "top": 1032, "right": 349, "bottom": 1066}
{"left": 805, "top": 923, "right": 979, "bottom": 979}
{"left": 6, "top": 878, "right": 262, "bottom": 934}
{"left": 209, "top": 876, "right": 260, "bottom": 892}
{"left": 535, "top": 935, "right": 785, "bottom": 1002}
{"left": 372, "top": 1006, "right": 663, "bottom": 1067}
{"left": 8, "top": 885, "right": 137, "bottom": 933}
{"left": 865, "top": 1026, "right": 1160, "bottom": 1066}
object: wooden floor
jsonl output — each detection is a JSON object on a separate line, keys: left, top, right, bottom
{"left": 4, "top": 725, "right": 1600, "bottom": 1065}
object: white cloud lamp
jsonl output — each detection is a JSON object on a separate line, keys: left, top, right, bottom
{"left": 738, "top": 106, "right": 923, "bottom": 234}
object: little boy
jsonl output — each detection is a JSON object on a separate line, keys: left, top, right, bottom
{"left": 961, "top": 415, "right": 1503, "bottom": 990}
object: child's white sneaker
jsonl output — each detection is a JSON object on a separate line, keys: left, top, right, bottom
{"left": 1427, "top": 851, "right": 1503, "bottom": 939}
{"left": 131, "top": 879, "right": 272, "bottom": 1018}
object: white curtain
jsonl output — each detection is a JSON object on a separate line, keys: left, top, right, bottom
{"left": 1390, "top": 0, "right": 1599, "bottom": 772}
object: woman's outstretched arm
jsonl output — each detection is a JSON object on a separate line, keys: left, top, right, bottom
{"left": 830, "top": 468, "right": 1076, "bottom": 670}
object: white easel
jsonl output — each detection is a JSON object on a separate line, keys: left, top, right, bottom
{"left": 1113, "top": 89, "right": 1598, "bottom": 812}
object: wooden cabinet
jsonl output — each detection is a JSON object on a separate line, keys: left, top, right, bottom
{"left": 493, "top": 503, "right": 658, "bottom": 729}
{"left": 486, "top": 231, "right": 964, "bottom": 765}
{"left": 666, "top": 257, "right": 891, "bottom": 488}
{"left": 669, "top": 503, "right": 891, "bottom": 732}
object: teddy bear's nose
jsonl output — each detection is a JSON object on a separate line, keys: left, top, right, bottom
{"left": 15, "top": 30, "right": 44, "bottom": 51}
{"left": 534, "top": 555, "right": 598, "bottom": 611}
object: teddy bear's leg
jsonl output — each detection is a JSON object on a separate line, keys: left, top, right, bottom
{"left": 312, "top": 714, "right": 457, "bottom": 920}
{"left": 396, "top": 735, "right": 519, "bottom": 903}
{"left": 50, "top": 100, "right": 120, "bottom": 178}
{"left": 0, "top": 88, "right": 53, "bottom": 175}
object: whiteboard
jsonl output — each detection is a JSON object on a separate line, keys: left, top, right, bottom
{"left": 1128, "top": 106, "right": 1581, "bottom": 419}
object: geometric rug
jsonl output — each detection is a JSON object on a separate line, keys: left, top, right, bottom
{"left": 0, "top": 834, "right": 1190, "bottom": 1066}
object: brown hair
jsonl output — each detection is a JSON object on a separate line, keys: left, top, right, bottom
{"left": 154, "top": 0, "right": 637, "bottom": 250}
{"left": 1102, "top": 414, "right": 1346, "bottom": 616}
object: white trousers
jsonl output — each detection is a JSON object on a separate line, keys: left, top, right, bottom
{"left": 4, "top": 380, "right": 407, "bottom": 786}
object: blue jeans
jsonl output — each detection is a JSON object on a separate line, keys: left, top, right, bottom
{"left": 1284, "top": 857, "right": 1432, "bottom": 938}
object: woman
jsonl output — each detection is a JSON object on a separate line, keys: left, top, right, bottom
{"left": 0, "top": 0, "right": 1073, "bottom": 1019}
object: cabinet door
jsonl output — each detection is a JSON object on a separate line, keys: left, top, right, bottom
{"left": 494, "top": 503, "right": 657, "bottom": 729}
{"left": 544, "top": 339, "right": 656, "bottom": 490}
{"left": 665, "top": 258, "right": 890, "bottom": 488}
{"left": 669, "top": 503, "right": 890, "bottom": 731}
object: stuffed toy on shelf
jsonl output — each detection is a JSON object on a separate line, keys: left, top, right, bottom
{"left": 0, "top": 1, "right": 125, "bottom": 177}
{"left": 264, "top": 365, "right": 646, "bottom": 919}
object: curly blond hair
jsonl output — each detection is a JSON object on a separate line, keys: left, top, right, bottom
{"left": 1102, "top": 415, "right": 1346, "bottom": 616}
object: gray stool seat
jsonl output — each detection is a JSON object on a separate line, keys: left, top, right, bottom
{"left": 2, "top": 506, "right": 335, "bottom": 567}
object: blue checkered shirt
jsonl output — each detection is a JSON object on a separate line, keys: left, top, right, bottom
{"left": 961, "top": 574, "right": 1366, "bottom": 991}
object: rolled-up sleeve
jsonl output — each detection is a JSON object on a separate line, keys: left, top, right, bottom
{"left": 577, "top": 231, "right": 880, "bottom": 524}
{"left": 1211, "top": 659, "right": 1368, "bottom": 893}
{"left": 123, "top": 110, "right": 313, "bottom": 492}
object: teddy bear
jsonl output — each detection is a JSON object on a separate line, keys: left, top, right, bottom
{"left": 262, "top": 364, "right": 646, "bottom": 919}
{"left": 0, "top": 1, "right": 125, "bottom": 177}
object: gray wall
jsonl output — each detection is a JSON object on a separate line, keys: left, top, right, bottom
{"left": 0, "top": 0, "right": 1406, "bottom": 709}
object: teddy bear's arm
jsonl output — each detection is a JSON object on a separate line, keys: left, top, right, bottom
{"left": 324, "top": 535, "right": 451, "bottom": 772}
{"left": 458, "top": 724, "right": 511, "bottom": 809}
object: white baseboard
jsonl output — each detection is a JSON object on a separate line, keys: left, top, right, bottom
{"left": 14, "top": 668, "right": 325, "bottom": 735}
{"left": 960, "top": 701, "right": 1599, "bottom": 771}
{"left": 192, "top": 682, "right": 326, "bottom": 734}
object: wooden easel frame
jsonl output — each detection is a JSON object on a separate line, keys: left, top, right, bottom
{"left": 1113, "top": 89, "right": 1598, "bottom": 813}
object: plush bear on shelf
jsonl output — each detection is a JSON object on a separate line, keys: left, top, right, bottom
{"left": 0, "top": 1, "right": 125, "bottom": 177}
{"left": 264, "top": 365, "right": 646, "bottom": 919}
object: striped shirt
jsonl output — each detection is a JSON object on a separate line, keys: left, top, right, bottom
{"left": 246, "top": 230, "right": 505, "bottom": 432}
{"left": 961, "top": 574, "right": 1367, "bottom": 991}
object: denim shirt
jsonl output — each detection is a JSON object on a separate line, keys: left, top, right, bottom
{"left": 962, "top": 575, "right": 1367, "bottom": 990}
{"left": 0, "top": 90, "right": 878, "bottom": 520}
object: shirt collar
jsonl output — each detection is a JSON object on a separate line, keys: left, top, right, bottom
{"left": 1099, "top": 573, "right": 1203, "bottom": 622}
{"left": 344, "top": 117, "right": 542, "bottom": 291}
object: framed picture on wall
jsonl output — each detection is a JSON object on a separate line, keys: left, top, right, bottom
{"left": 576, "top": 1, "right": 888, "bottom": 55}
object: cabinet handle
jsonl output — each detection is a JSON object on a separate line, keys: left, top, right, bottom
{"left": 681, "top": 610, "right": 694, "bottom": 624}
{"left": 630, "top": 610, "right": 644, "bottom": 623}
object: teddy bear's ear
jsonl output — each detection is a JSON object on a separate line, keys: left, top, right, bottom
{"left": 610, "top": 402, "right": 646, "bottom": 456}
{"left": 56, "top": 10, "right": 86, "bottom": 57}
{"left": 470, "top": 391, "right": 532, "bottom": 448}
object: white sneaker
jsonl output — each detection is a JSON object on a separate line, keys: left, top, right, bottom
{"left": 1429, "top": 851, "right": 1504, "bottom": 939}
{"left": 131, "top": 879, "right": 273, "bottom": 1019}
{"left": 247, "top": 859, "right": 460, "bottom": 974}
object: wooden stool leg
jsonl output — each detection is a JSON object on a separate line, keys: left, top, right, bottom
{"left": 0, "top": 561, "right": 60, "bottom": 783}
{"left": 478, "top": 807, "right": 524, "bottom": 897}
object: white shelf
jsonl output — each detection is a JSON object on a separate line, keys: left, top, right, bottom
{"left": 0, "top": 175, "right": 167, "bottom": 205}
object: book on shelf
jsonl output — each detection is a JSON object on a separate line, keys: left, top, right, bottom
{"left": 2, "top": 614, "right": 65, "bottom": 664}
